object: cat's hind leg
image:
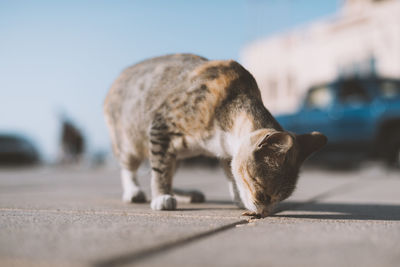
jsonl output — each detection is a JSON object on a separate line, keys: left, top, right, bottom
{"left": 120, "top": 158, "right": 146, "bottom": 203}
{"left": 173, "top": 188, "right": 205, "bottom": 203}
{"left": 171, "top": 161, "right": 205, "bottom": 203}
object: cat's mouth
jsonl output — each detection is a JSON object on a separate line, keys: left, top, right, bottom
{"left": 242, "top": 203, "right": 276, "bottom": 219}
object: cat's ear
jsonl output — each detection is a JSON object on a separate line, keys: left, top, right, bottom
{"left": 296, "top": 131, "right": 327, "bottom": 163}
{"left": 257, "top": 131, "right": 293, "bottom": 154}
{"left": 255, "top": 132, "right": 293, "bottom": 165}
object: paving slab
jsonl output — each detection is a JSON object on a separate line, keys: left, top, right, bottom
{"left": 141, "top": 217, "right": 400, "bottom": 267}
{"left": 0, "top": 209, "right": 243, "bottom": 266}
{"left": 136, "top": 166, "right": 400, "bottom": 267}
{"left": 0, "top": 166, "right": 242, "bottom": 266}
{"left": 1, "top": 164, "right": 399, "bottom": 267}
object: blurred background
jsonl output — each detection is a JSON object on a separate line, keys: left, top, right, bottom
{"left": 1, "top": 0, "right": 399, "bottom": 169}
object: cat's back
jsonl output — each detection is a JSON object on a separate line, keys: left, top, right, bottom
{"left": 103, "top": 54, "right": 209, "bottom": 157}
{"left": 104, "top": 54, "right": 208, "bottom": 117}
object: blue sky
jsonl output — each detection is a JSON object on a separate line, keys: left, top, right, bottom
{"left": 0, "top": 0, "right": 339, "bottom": 160}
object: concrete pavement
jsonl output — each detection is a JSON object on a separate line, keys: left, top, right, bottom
{"left": 0, "top": 163, "right": 399, "bottom": 266}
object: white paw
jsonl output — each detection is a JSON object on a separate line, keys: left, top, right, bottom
{"left": 122, "top": 190, "right": 146, "bottom": 203}
{"left": 151, "top": 194, "right": 177, "bottom": 210}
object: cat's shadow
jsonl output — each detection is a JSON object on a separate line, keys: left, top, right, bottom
{"left": 273, "top": 201, "right": 400, "bottom": 221}
{"left": 177, "top": 200, "right": 400, "bottom": 221}
{"left": 176, "top": 200, "right": 240, "bottom": 211}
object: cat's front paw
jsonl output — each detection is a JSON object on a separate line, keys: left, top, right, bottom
{"left": 151, "top": 195, "right": 177, "bottom": 210}
{"left": 122, "top": 190, "right": 146, "bottom": 203}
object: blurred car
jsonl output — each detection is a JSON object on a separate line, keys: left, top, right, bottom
{"left": 276, "top": 77, "right": 400, "bottom": 168}
{"left": 0, "top": 134, "right": 40, "bottom": 165}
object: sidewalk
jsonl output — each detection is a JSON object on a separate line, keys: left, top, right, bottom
{"left": 0, "top": 164, "right": 399, "bottom": 267}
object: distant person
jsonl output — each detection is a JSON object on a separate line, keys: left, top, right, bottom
{"left": 60, "top": 120, "right": 85, "bottom": 164}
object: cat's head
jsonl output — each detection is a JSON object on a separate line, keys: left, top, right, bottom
{"left": 231, "top": 129, "right": 327, "bottom": 217}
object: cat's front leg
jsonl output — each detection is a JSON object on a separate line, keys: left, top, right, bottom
{"left": 149, "top": 121, "right": 178, "bottom": 210}
{"left": 221, "top": 159, "right": 245, "bottom": 209}
{"left": 149, "top": 151, "right": 177, "bottom": 210}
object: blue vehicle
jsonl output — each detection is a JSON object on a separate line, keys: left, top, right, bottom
{"left": 276, "top": 77, "right": 400, "bottom": 168}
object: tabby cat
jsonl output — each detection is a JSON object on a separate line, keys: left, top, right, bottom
{"left": 104, "top": 54, "right": 327, "bottom": 217}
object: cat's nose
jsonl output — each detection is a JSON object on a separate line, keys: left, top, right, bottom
{"left": 260, "top": 209, "right": 270, "bottom": 218}
{"left": 254, "top": 208, "right": 270, "bottom": 218}
{"left": 258, "top": 204, "right": 274, "bottom": 218}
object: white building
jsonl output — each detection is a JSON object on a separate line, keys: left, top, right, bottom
{"left": 241, "top": 0, "right": 400, "bottom": 114}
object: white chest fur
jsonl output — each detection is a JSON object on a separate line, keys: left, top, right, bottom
{"left": 173, "top": 129, "right": 238, "bottom": 160}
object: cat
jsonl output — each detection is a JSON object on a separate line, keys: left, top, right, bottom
{"left": 104, "top": 53, "right": 327, "bottom": 217}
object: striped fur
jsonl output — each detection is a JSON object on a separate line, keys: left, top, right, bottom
{"left": 104, "top": 54, "right": 327, "bottom": 215}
